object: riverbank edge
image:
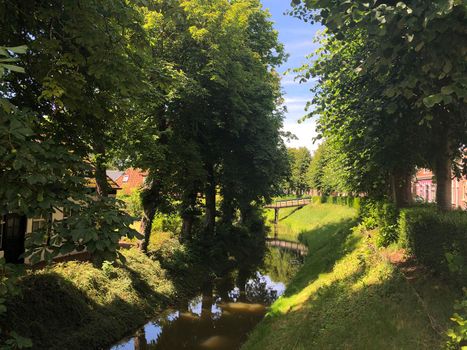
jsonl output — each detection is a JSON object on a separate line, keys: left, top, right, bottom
{"left": 242, "top": 207, "right": 460, "bottom": 349}
{"left": 1, "top": 248, "right": 180, "bottom": 350}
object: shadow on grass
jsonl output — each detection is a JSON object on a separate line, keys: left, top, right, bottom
{"left": 284, "top": 218, "right": 358, "bottom": 296}
{"left": 246, "top": 254, "right": 457, "bottom": 350}
{"left": 1, "top": 262, "right": 171, "bottom": 350}
{"left": 279, "top": 206, "right": 305, "bottom": 222}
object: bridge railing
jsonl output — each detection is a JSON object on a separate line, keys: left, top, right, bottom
{"left": 266, "top": 197, "right": 311, "bottom": 208}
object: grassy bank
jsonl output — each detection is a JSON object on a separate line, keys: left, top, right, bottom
{"left": 245, "top": 203, "right": 459, "bottom": 350}
{"left": 264, "top": 202, "right": 356, "bottom": 242}
{"left": 2, "top": 248, "right": 175, "bottom": 350}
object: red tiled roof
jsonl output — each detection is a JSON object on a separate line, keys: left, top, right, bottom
{"left": 115, "top": 168, "right": 148, "bottom": 194}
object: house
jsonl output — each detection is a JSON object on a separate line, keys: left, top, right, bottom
{"left": 115, "top": 168, "right": 148, "bottom": 195}
{"left": 106, "top": 170, "right": 124, "bottom": 182}
{"left": 413, "top": 168, "right": 467, "bottom": 209}
{"left": 0, "top": 175, "right": 120, "bottom": 264}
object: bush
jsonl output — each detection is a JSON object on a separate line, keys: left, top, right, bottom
{"left": 357, "top": 200, "right": 399, "bottom": 246}
{"left": 399, "top": 207, "right": 467, "bottom": 286}
{"left": 313, "top": 195, "right": 361, "bottom": 210}
{"left": 446, "top": 288, "right": 467, "bottom": 349}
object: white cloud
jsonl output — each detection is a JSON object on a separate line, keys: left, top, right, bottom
{"left": 282, "top": 119, "right": 320, "bottom": 152}
{"left": 284, "top": 97, "right": 309, "bottom": 104}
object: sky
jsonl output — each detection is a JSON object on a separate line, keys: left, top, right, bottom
{"left": 260, "top": 0, "right": 323, "bottom": 152}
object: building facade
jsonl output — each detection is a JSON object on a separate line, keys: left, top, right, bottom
{"left": 413, "top": 168, "right": 467, "bottom": 209}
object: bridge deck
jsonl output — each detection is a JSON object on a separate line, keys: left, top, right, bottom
{"left": 266, "top": 238, "right": 308, "bottom": 255}
{"left": 265, "top": 198, "right": 311, "bottom": 209}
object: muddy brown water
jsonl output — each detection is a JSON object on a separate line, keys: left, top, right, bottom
{"left": 110, "top": 246, "right": 303, "bottom": 350}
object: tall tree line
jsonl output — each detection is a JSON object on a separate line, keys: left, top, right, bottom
{"left": 292, "top": 0, "right": 467, "bottom": 210}
{"left": 0, "top": 0, "right": 288, "bottom": 260}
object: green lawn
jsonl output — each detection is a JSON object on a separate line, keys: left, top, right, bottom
{"left": 246, "top": 203, "right": 459, "bottom": 350}
{"left": 264, "top": 202, "right": 356, "bottom": 242}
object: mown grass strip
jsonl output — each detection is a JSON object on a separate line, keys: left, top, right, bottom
{"left": 245, "top": 203, "right": 458, "bottom": 350}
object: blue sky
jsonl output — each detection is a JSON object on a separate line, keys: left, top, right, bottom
{"left": 260, "top": 0, "right": 323, "bottom": 152}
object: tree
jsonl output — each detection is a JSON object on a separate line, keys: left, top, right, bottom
{"left": 0, "top": 1, "right": 145, "bottom": 263}
{"left": 286, "top": 147, "right": 312, "bottom": 195}
{"left": 292, "top": 1, "right": 467, "bottom": 209}
{"left": 127, "top": 0, "right": 288, "bottom": 248}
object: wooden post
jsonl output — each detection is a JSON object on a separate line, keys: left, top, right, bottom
{"left": 274, "top": 208, "right": 279, "bottom": 239}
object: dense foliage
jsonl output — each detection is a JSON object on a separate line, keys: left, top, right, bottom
{"left": 0, "top": 0, "right": 288, "bottom": 259}
{"left": 398, "top": 207, "right": 466, "bottom": 287}
{"left": 292, "top": 0, "right": 467, "bottom": 210}
{"left": 283, "top": 147, "right": 312, "bottom": 195}
{"left": 0, "top": 2, "right": 288, "bottom": 346}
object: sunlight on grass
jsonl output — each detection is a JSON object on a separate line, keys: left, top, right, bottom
{"left": 264, "top": 203, "right": 356, "bottom": 242}
{"left": 244, "top": 203, "right": 458, "bottom": 350}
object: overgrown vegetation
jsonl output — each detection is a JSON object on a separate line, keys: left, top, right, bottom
{"left": 0, "top": 249, "right": 174, "bottom": 350}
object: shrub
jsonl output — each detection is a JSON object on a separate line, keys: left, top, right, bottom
{"left": 357, "top": 200, "right": 399, "bottom": 246}
{"left": 399, "top": 207, "right": 467, "bottom": 286}
{"left": 0, "top": 258, "right": 31, "bottom": 349}
{"left": 446, "top": 288, "right": 467, "bottom": 349}
{"left": 313, "top": 195, "right": 361, "bottom": 210}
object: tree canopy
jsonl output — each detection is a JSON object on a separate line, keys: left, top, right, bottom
{"left": 0, "top": 0, "right": 289, "bottom": 262}
{"left": 292, "top": 0, "right": 467, "bottom": 209}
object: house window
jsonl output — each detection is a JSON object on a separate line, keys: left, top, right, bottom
{"left": 122, "top": 175, "right": 129, "bottom": 183}
{"left": 31, "top": 217, "right": 47, "bottom": 233}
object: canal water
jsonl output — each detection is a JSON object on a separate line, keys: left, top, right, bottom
{"left": 110, "top": 246, "right": 303, "bottom": 350}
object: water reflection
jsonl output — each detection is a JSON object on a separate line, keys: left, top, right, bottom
{"left": 110, "top": 247, "right": 302, "bottom": 350}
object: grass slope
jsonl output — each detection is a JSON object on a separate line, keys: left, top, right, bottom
{"left": 265, "top": 202, "right": 356, "bottom": 242}
{"left": 245, "top": 203, "right": 458, "bottom": 350}
{"left": 3, "top": 248, "right": 175, "bottom": 350}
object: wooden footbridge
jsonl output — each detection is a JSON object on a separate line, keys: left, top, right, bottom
{"left": 265, "top": 197, "right": 312, "bottom": 239}
{"left": 265, "top": 197, "right": 312, "bottom": 210}
{"left": 265, "top": 197, "right": 311, "bottom": 225}
{"left": 266, "top": 238, "right": 308, "bottom": 256}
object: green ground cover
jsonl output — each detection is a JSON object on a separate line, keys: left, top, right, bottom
{"left": 264, "top": 202, "right": 356, "bottom": 242}
{"left": 2, "top": 249, "right": 175, "bottom": 350}
{"left": 245, "top": 203, "right": 459, "bottom": 350}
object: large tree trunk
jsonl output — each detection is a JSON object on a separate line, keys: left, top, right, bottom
{"left": 94, "top": 144, "right": 111, "bottom": 197}
{"left": 204, "top": 164, "right": 216, "bottom": 236}
{"left": 180, "top": 191, "right": 197, "bottom": 242}
{"left": 140, "top": 179, "right": 159, "bottom": 253}
{"left": 140, "top": 201, "right": 156, "bottom": 253}
{"left": 181, "top": 214, "right": 194, "bottom": 242}
{"left": 220, "top": 188, "right": 235, "bottom": 225}
{"left": 434, "top": 141, "right": 452, "bottom": 211}
{"left": 393, "top": 169, "right": 413, "bottom": 208}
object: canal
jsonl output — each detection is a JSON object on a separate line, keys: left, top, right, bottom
{"left": 110, "top": 246, "right": 303, "bottom": 350}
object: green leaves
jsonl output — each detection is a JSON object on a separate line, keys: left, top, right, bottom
{"left": 446, "top": 289, "right": 467, "bottom": 349}
{"left": 422, "top": 94, "right": 443, "bottom": 108}
{"left": 0, "top": 45, "right": 27, "bottom": 77}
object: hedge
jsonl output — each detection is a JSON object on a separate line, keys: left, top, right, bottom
{"left": 312, "top": 195, "right": 362, "bottom": 210}
{"left": 398, "top": 207, "right": 467, "bottom": 286}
